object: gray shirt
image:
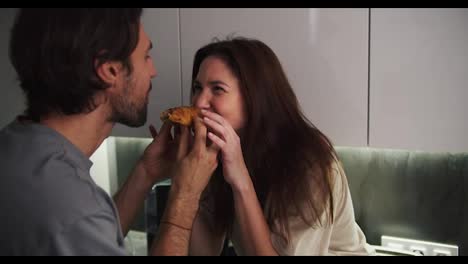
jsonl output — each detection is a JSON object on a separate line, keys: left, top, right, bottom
{"left": 0, "top": 119, "right": 128, "bottom": 256}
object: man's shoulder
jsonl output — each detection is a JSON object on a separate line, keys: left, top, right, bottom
{"left": 10, "top": 158, "right": 110, "bottom": 223}
{"left": 0, "top": 120, "right": 65, "bottom": 165}
{"left": 0, "top": 129, "right": 113, "bottom": 232}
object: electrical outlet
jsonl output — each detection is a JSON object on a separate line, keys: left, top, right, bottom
{"left": 381, "top": 236, "right": 458, "bottom": 256}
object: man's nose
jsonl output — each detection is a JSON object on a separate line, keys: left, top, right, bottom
{"left": 151, "top": 63, "right": 157, "bottom": 78}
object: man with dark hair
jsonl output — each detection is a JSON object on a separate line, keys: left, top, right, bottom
{"left": 0, "top": 8, "right": 219, "bottom": 256}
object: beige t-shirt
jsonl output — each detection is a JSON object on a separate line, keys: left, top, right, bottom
{"left": 230, "top": 162, "right": 375, "bottom": 256}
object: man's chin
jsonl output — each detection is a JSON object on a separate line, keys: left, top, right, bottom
{"left": 117, "top": 113, "right": 147, "bottom": 128}
{"left": 122, "top": 119, "right": 146, "bottom": 128}
{"left": 124, "top": 120, "right": 146, "bottom": 128}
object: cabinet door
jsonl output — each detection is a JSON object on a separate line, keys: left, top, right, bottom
{"left": 370, "top": 8, "right": 468, "bottom": 152}
{"left": 112, "top": 8, "right": 182, "bottom": 138}
{"left": 180, "top": 8, "right": 369, "bottom": 147}
{"left": 0, "top": 8, "right": 24, "bottom": 129}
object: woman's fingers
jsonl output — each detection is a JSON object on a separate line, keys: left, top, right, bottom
{"left": 201, "top": 109, "right": 227, "bottom": 127}
{"left": 203, "top": 117, "right": 227, "bottom": 140}
{"left": 207, "top": 132, "right": 226, "bottom": 151}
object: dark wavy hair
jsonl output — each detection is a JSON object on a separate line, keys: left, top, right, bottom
{"left": 9, "top": 8, "right": 143, "bottom": 121}
{"left": 192, "top": 37, "right": 340, "bottom": 244}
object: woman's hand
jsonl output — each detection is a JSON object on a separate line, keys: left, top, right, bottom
{"left": 201, "top": 109, "right": 251, "bottom": 191}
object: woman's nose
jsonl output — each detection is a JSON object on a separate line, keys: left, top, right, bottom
{"left": 193, "top": 91, "right": 211, "bottom": 109}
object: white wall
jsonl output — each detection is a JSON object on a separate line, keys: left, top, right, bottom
{"left": 369, "top": 8, "right": 468, "bottom": 152}
{"left": 180, "top": 8, "right": 369, "bottom": 147}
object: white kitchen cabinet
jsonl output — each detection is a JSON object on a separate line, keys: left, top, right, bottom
{"left": 369, "top": 8, "right": 468, "bottom": 152}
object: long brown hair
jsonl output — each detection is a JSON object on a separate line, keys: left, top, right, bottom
{"left": 191, "top": 37, "right": 340, "bottom": 244}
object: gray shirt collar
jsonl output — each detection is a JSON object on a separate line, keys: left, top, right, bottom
{"left": 11, "top": 118, "right": 93, "bottom": 172}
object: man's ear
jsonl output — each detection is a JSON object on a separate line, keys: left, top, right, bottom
{"left": 95, "top": 60, "right": 121, "bottom": 86}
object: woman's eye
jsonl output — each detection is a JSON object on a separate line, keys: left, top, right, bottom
{"left": 192, "top": 85, "right": 202, "bottom": 92}
{"left": 213, "top": 86, "right": 225, "bottom": 93}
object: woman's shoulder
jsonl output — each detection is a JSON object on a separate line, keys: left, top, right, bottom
{"left": 330, "top": 160, "right": 349, "bottom": 192}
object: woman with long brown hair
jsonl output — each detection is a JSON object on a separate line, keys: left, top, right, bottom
{"left": 188, "top": 37, "right": 374, "bottom": 256}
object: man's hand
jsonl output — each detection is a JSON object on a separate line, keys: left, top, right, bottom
{"left": 113, "top": 121, "right": 186, "bottom": 236}
{"left": 150, "top": 117, "right": 220, "bottom": 256}
{"left": 138, "top": 121, "right": 178, "bottom": 185}
{"left": 169, "top": 117, "right": 220, "bottom": 201}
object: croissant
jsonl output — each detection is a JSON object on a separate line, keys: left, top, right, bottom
{"left": 160, "top": 106, "right": 200, "bottom": 126}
